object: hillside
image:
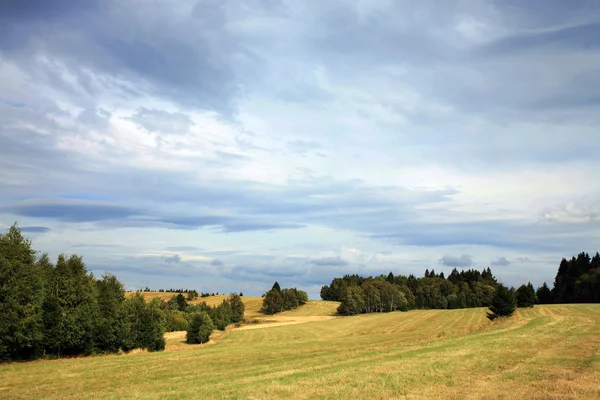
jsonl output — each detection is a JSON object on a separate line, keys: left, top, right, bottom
{"left": 126, "top": 292, "right": 265, "bottom": 318}
{"left": 2, "top": 305, "right": 600, "bottom": 399}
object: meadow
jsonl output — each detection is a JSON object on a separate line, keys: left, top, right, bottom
{"left": 1, "top": 302, "right": 599, "bottom": 399}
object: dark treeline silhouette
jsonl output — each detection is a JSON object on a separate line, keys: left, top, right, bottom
{"left": 321, "top": 268, "right": 500, "bottom": 315}
{"left": 323, "top": 252, "right": 600, "bottom": 316}
{"left": 539, "top": 252, "right": 600, "bottom": 304}
{"left": 0, "top": 224, "right": 165, "bottom": 362}
{"left": 261, "top": 281, "right": 308, "bottom": 315}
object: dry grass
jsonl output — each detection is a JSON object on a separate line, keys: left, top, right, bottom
{"left": 1, "top": 304, "right": 599, "bottom": 399}
{"left": 126, "top": 292, "right": 265, "bottom": 318}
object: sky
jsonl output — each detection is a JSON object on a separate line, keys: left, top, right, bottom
{"left": 1, "top": 0, "right": 600, "bottom": 298}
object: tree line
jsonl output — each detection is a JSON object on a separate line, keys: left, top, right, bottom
{"left": 261, "top": 281, "right": 308, "bottom": 315}
{"left": 0, "top": 224, "right": 166, "bottom": 361}
{"left": 322, "top": 252, "right": 599, "bottom": 317}
{"left": 0, "top": 224, "right": 246, "bottom": 361}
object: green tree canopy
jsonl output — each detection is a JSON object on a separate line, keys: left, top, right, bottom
{"left": 487, "top": 284, "right": 516, "bottom": 320}
{"left": 186, "top": 311, "right": 214, "bottom": 344}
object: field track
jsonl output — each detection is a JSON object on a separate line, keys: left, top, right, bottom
{"left": 1, "top": 304, "right": 599, "bottom": 399}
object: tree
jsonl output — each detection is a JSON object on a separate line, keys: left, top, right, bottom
{"left": 337, "top": 285, "right": 365, "bottom": 316}
{"left": 43, "top": 254, "right": 99, "bottom": 356}
{"left": 121, "top": 293, "right": 165, "bottom": 351}
{"left": 516, "top": 282, "right": 536, "bottom": 308}
{"left": 186, "top": 311, "right": 214, "bottom": 344}
{"left": 487, "top": 284, "right": 516, "bottom": 320}
{"left": 536, "top": 282, "right": 553, "bottom": 304}
{"left": 0, "top": 223, "right": 45, "bottom": 361}
{"left": 261, "top": 289, "right": 283, "bottom": 315}
{"left": 229, "top": 293, "right": 245, "bottom": 323}
{"left": 95, "top": 273, "right": 127, "bottom": 352}
{"left": 271, "top": 281, "right": 282, "bottom": 293}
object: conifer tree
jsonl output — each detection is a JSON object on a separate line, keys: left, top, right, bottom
{"left": 487, "top": 284, "right": 516, "bottom": 320}
{"left": 0, "top": 223, "right": 45, "bottom": 361}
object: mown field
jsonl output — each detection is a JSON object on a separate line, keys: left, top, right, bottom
{"left": 1, "top": 304, "right": 599, "bottom": 399}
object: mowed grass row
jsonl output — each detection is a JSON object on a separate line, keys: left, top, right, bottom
{"left": 1, "top": 305, "right": 599, "bottom": 399}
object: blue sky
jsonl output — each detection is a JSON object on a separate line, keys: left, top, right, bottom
{"left": 1, "top": 0, "right": 599, "bottom": 298}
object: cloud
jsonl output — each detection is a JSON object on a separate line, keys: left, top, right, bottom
{"left": 19, "top": 226, "right": 50, "bottom": 233}
{"left": 127, "top": 108, "right": 193, "bottom": 133}
{"left": 439, "top": 254, "right": 473, "bottom": 267}
{"left": 211, "top": 259, "right": 224, "bottom": 267}
{"left": 163, "top": 254, "right": 180, "bottom": 265}
{"left": 539, "top": 200, "right": 599, "bottom": 223}
{"left": 164, "top": 246, "right": 201, "bottom": 252}
{"left": 491, "top": 257, "right": 511, "bottom": 267}
{"left": 2, "top": 199, "right": 142, "bottom": 222}
{"left": 310, "top": 257, "right": 348, "bottom": 267}
{"left": 0, "top": 0, "right": 599, "bottom": 296}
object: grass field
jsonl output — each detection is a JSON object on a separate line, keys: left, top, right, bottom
{"left": 1, "top": 304, "right": 599, "bottom": 399}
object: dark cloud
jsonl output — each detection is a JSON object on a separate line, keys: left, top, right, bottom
{"left": 439, "top": 254, "right": 473, "bottom": 267}
{"left": 19, "top": 226, "right": 50, "bottom": 233}
{"left": 310, "top": 257, "right": 348, "bottom": 267}
{"left": 491, "top": 257, "right": 511, "bottom": 267}
{"left": 211, "top": 259, "right": 224, "bottom": 267}
{"left": 163, "top": 254, "right": 180, "bottom": 265}
{"left": 2, "top": 199, "right": 142, "bottom": 222}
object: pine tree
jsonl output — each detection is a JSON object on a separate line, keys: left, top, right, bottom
{"left": 536, "top": 282, "right": 553, "bottom": 304}
{"left": 516, "top": 282, "right": 536, "bottom": 307}
{"left": 487, "top": 284, "right": 516, "bottom": 320}
{"left": 95, "top": 273, "right": 126, "bottom": 352}
{"left": 0, "top": 223, "right": 45, "bottom": 361}
{"left": 271, "top": 281, "right": 282, "bottom": 293}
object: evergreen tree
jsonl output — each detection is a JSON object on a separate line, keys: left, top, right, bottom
{"left": 516, "top": 282, "right": 536, "bottom": 308}
{"left": 186, "top": 311, "right": 214, "bottom": 344}
{"left": 43, "top": 254, "right": 99, "bottom": 356}
{"left": 536, "top": 282, "right": 553, "bottom": 304}
{"left": 95, "top": 273, "right": 126, "bottom": 352}
{"left": 0, "top": 223, "right": 45, "bottom": 361}
{"left": 487, "top": 284, "right": 516, "bottom": 320}
{"left": 271, "top": 281, "right": 282, "bottom": 293}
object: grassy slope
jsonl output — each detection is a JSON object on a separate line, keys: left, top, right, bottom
{"left": 127, "top": 292, "right": 264, "bottom": 318}
{"left": 1, "top": 305, "right": 600, "bottom": 399}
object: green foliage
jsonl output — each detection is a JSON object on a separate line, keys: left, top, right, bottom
{"left": 186, "top": 311, "right": 214, "bottom": 344}
{"left": 487, "top": 284, "right": 516, "bottom": 320}
{"left": 536, "top": 282, "right": 553, "bottom": 304}
{"left": 186, "top": 290, "right": 198, "bottom": 301}
{"left": 0, "top": 223, "right": 170, "bottom": 361}
{"left": 261, "top": 286, "right": 308, "bottom": 315}
{"left": 337, "top": 285, "right": 365, "bottom": 315}
{"left": 43, "top": 254, "right": 100, "bottom": 356}
{"left": 261, "top": 289, "right": 283, "bottom": 315}
{"left": 121, "top": 294, "right": 165, "bottom": 351}
{"left": 95, "top": 273, "right": 126, "bottom": 353}
{"left": 272, "top": 281, "right": 282, "bottom": 293}
{"left": 0, "top": 223, "right": 45, "bottom": 361}
{"left": 553, "top": 252, "right": 600, "bottom": 303}
{"left": 516, "top": 282, "right": 536, "bottom": 308}
{"left": 229, "top": 293, "right": 245, "bottom": 323}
